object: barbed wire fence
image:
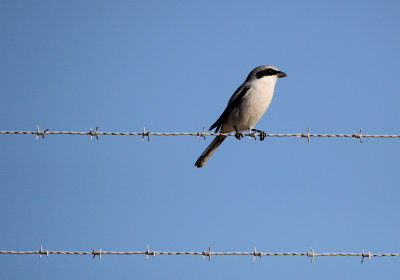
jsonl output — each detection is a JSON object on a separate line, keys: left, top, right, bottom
{"left": 1, "top": 246, "right": 399, "bottom": 263}
{"left": 1, "top": 125, "right": 399, "bottom": 142}
{"left": 2, "top": 128, "right": 399, "bottom": 265}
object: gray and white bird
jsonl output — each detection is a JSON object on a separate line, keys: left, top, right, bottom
{"left": 195, "top": 65, "right": 287, "bottom": 168}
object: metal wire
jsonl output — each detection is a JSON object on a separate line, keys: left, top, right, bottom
{"left": 0, "top": 125, "right": 399, "bottom": 142}
{"left": 0, "top": 246, "right": 399, "bottom": 263}
{"left": 2, "top": 128, "right": 398, "bottom": 265}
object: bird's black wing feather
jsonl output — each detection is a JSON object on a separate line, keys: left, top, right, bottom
{"left": 209, "top": 85, "right": 250, "bottom": 132}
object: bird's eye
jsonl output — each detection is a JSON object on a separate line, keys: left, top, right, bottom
{"left": 256, "top": 68, "right": 276, "bottom": 79}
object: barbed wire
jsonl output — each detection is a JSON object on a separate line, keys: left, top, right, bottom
{"left": 1, "top": 245, "right": 399, "bottom": 263}
{"left": 0, "top": 125, "right": 399, "bottom": 143}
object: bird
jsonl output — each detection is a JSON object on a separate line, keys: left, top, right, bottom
{"left": 194, "top": 65, "right": 287, "bottom": 168}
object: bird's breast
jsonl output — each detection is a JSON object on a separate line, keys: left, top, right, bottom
{"left": 247, "top": 81, "right": 274, "bottom": 112}
{"left": 232, "top": 81, "right": 275, "bottom": 131}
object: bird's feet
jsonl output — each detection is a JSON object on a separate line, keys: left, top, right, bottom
{"left": 235, "top": 131, "right": 244, "bottom": 140}
{"left": 234, "top": 127, "right": 244, "bottom": 140}
{"left": 252, "top": 129, "right": 267, "bottom": 141}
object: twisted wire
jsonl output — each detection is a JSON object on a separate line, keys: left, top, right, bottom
{"left": 0, "top": 125, "right": 399, "bottom": 142}
{"left": 1, "top": 247, "right": 399, "bottom": 263}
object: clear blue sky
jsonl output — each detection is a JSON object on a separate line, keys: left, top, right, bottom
{"left": 1, "top": 1, "right": 399, "bottom": 279}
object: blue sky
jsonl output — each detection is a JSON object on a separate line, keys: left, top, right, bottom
{"left": 0, "top": 1, "right": 399, "bottom": 279}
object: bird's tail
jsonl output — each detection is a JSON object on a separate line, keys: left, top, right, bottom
{"left": 195, "top": 135, "right": 227, "bottom": 168}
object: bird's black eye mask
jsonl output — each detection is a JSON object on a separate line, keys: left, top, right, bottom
{"left": 256, "top": 68, "right": 280, "bottom": 79}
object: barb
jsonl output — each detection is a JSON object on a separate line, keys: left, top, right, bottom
{"left": 92, "top": 249, "right": 102, "bottom": 260}
{"left": 308, "top": 247, "right": 315, "bottom": 263}
{"left": 146, "top": 244, "right": 155, "bottom": 260}
{"left": 35, "top": 124, "right": 49, "bottom": 140}
{"left": 1, "top": 126, "right": 399, "bottom": 142}
{"left": 1, "top": 246, "right": 399, "bottom": 263}
{"left": 253, "top": 247, "right": 262, "bottom": 261}
{"left": 89, "top": 126, "right": 99, "bottom": 140}
{"left": 202, "top": 246, "right": 212, "bottom": 262}
{"left": 39, "top": 245, "right": 48, "bottom": 258}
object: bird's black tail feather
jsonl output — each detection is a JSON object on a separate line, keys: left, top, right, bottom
{"left": 194, "top": 135, "right": 227, "bottom": 168}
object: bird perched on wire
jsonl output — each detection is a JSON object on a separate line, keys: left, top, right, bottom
{"left": 195, "top": 65, "right": 287, "bottom": 168}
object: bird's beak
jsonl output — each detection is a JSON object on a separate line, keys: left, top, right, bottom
{"left": 277, "top": 71, "right": 287, "bottom": 78}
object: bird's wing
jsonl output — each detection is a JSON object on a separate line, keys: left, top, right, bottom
{"left": 209, "top": 83, "right": 251, "bottom": 132}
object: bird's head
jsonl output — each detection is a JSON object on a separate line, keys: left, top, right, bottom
{"left": 246, "top": 65, "right": 287, "bottom": 83}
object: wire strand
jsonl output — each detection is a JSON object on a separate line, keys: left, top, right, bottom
{"left": 0, "top": 246, "right": 399, "bottom": 263}
{"left": 1, "top": 125, "right": 399, "bottom": 142}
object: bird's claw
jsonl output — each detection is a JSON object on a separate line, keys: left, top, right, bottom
{"left": 235, "top": 131, "right": 244, "bottom": 140}
{"left": 259, "top": 131, "right": 266, "bottom": 141}
{"left": 252, "top": 129, "right": 267, "bottom": 141}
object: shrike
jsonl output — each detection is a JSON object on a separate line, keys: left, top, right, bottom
{"left": 195, "top": 65, "right": 287, "bottom": 168}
